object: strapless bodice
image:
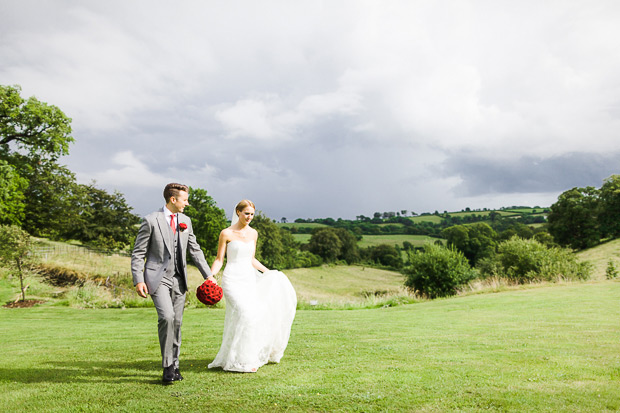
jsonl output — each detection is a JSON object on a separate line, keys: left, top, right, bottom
{"left": 226, "top": 240, "right": 254, "bottom": 264}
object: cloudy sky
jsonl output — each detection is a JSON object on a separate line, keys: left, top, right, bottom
{"left": 2, "top": 1, "right": 620, "bottom": 220}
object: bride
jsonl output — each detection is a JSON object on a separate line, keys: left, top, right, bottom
{"left": 208, "top": 200, "right": 297, "bottom": 373}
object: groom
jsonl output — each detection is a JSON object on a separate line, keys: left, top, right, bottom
{"left": 131, "top": 183, "right": 215, "bottom": 383}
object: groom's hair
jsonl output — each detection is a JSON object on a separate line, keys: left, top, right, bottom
{"left": 164, "top": 183, "right": 189, "bottom": 203}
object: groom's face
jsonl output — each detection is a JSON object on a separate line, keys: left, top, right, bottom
{"left": 169, "top": 190, "right": 190, "bottom": 213}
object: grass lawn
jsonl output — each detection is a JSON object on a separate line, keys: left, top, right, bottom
{"left": 1, "top": 281, "right": 619, "bottom": 412}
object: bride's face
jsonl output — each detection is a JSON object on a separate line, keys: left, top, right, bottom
{"left": 238, "top": 206, "right": 255, "bottom": 226}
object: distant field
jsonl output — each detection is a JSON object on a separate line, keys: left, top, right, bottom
{"left": 291, "top": 234, "right": 311, "bottom": 243}
{"left": 278, "top": 222, "right": 329, "bottom": 229}
{"left": 447, "top": 210, "right": 517, "bottom": 218}
{"left": 291, "top": 233, "right": 440, "bottom": 247}
{"left": 504, "top": 208, "right": 548, "bottom": 214}
{"left": 409, "top": 215, "right": 443, "bottom": 224}
{"left": 358, "top": 234, "right": 440, "bottom": 248}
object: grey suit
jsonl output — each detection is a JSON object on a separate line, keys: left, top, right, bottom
{"left": 131, "top": 208, "right": 212, "bottom": 368}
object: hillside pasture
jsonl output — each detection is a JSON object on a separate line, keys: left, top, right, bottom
{"left": 577, "top": 238, "right": 620, "bottom": 280}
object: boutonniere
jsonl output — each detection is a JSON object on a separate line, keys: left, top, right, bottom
{"left": 179, "top": 223, "right": 188, "bottom": 232}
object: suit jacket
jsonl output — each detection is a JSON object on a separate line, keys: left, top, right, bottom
{"left": 131, "top": 208, "right": 212, "bottom": 293}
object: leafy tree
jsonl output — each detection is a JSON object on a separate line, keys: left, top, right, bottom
{"left": 547, "top": 187, "right": 600, "bottom": 249}
{"left": 0, "top": 84, "right": 73, "bottom": 162}
{"left": 0, "top": 160, "right": 28, "bottom": 226}
{"left": 0, "top": 225, "right": 33, "bottom": 301}
{"left": 598, "top": 175, "right": 620, "bottom": 238}
{"left": 363, "top": 244, "right": 402, "bottom": 268}
{"left": 403, "top": 243, "right": 477, "bottom": 298}
{"left": 251, "top": 212, "right": 286, "bottom": 269}
{"left": 1, "top": 85, "right": 75, "bottom": 236}
{"left": 64, "top": 183, "right": 140, "bottom": 249}
{"left": 184, "top": 187, "right": 228, "bottom": 261}
{"left": 307, "top": 227, "right": 360, "bottom": 264}
{"left": 441, "top": 222, "right": 497, "bottom": 265}
{"left": 20, "top": 160, "right": 78, "bottom": 238}
{"left": 307, "top": 228, "right": 343, "bottom": 263}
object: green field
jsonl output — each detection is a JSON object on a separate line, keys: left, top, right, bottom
{"left": 409, "top": 214, "right": 444, "bottom": 224}
{"left": 291, "top": 233, "right": 440, "bottom": 247}
{"left": 277, "top": 222, "right": 329, "bottom": 229}
{"left": 577, "top": 237, "right": 620, "bottom": 279}
{"left": 357, "top": 234, "right": 440, "bottom": 248}
{"left": 1, "top": 282, "right": 619, "bottom": 412}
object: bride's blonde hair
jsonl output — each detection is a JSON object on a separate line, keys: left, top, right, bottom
{"left": 235, "top": 199, "right": 255, "bottom": 214}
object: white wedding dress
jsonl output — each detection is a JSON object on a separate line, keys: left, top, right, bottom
{"left": 208, "top": 240, "right": 297, "bottom": 372}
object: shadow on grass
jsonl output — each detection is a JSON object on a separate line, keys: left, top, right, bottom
{"left": 0, "top": 358, "right": 223, "bottom": 385}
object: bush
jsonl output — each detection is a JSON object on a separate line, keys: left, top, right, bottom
{"left": 403, "top": 243, "right": 477, "bottom": 298}
{"left": 294, "top": 250, "right": 323, "bottom": 268}
{"left": 606, "top": 261, "right": 619, "bottom": 280}
{"left": 478, "top": 236, "right": 591, "bottom": 283}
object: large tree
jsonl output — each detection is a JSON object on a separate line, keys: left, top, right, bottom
{"left": 0, "top": 160, "right": 28, "bottom": 226}
{"left": 441, "top": 222, "right": 497, "bottom": 265}
{"left": 64, "top": 183, "right": 140, "bottom": 249}
{"left": 598, "top": 175, "right": 620, "bottom": 238}
{"left": 307, "top": 227, "right": 360, "bottom": 264}
{"left": 184, "top": 187, "right": 228, "bottom": 261}
{"left": 1, "top": 85, "right": 75, "bottom": 236}
{"left": 0, "top": 85, "right": 73, "bottom": 162}
{"left": 547, "top": 186, "right": 600, "bottom": 250}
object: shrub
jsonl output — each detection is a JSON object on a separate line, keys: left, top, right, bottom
{"left": 606, "top": 261, "right": 619, "bottom": 279}
{"left": 478, "top": 236, "right": 591, "bottom": 283}
{"left": 403, "top": 243, "right": 477, "bottom": 298}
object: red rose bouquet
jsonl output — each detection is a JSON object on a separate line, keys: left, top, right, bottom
{"left": 196, "top": 278, "right": 223, "bottom": 306}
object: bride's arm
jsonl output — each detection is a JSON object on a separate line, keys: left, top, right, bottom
{"left": 251, "top": 230, "right": 269, "bottom": 273}
{"left": 252, "top": 256, "right": 269, "bottom": 273}
{"left": 210, "top": 231, "right": 228, "bottom": 280}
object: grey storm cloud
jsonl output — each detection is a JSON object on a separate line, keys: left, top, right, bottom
{"left": 445, "top": 152, "right": 620, "bottom": 196}
{"left": 2, "top": 1, "right": 620, "bottom": 218}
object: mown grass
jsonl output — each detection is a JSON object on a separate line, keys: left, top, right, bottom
{"left": 1, "top": 282, "right": 619, "bottom": 412}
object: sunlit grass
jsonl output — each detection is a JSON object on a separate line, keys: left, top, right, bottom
{"left": 1, "top": 282, "right": 619, "bottom": 412}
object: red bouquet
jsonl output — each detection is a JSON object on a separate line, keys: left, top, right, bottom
{"left": 179, "top": 223, "right": 188, "bottom": 232}
{"left": 196, "top": 278, "right": 222, "bottom": 306}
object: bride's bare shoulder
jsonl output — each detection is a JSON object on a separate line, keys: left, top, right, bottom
{"left": 220, "top": 227, "right": 234, "bottom": 239}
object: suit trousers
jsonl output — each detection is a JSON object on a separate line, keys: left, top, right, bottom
{"left": 150, "top": 274, "right": 186, "bottom": 368}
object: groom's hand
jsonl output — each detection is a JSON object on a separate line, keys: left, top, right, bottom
{"left": 136, "top": 282, "right": 149, "bottom": 298}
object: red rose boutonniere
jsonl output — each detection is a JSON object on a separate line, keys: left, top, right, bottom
{"left": 179, "top": 223, "right": 188, "bottom": 232}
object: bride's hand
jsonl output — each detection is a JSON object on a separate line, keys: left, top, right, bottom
{"left": 208, "top": 276, "right": 218, "bottom": 285}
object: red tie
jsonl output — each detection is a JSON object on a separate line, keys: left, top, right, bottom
{"left": 170, "top": 214, "right": 176, "bottom": 234}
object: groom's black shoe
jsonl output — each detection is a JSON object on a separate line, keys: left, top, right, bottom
{"left": 174, "top": 368, "right": 184, "bottom": 381}
{"left": 162, "top": 365, "right": 175, "bottom": 384}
